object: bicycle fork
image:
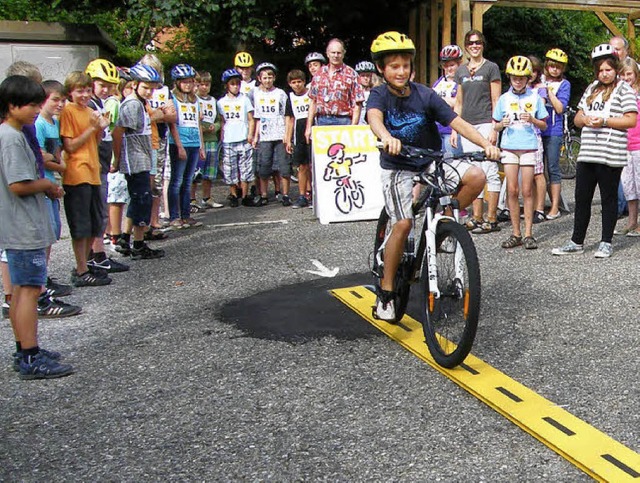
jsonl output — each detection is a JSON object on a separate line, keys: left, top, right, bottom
{"left": 425, "top": 203, "right": 462, "bottom": 301}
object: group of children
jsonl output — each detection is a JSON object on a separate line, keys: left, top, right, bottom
{"left": 0, "top": 57, "right": 168, "bottom": 379}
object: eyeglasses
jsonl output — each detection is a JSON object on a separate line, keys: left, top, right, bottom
{"left": 466, "top": 40, "right": 483, "bottom": 46}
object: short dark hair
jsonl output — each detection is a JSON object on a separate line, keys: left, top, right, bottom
{"left": 42, "top": 79, "right": 65, "bottom": 98}
{"left": 0, "top": 75, "right": 46, "bottom": 119}
{"left": 287, "top": 69, "right": 306, "bottom": 83}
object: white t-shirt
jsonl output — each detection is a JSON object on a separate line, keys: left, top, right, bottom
{"left": 217, "top": 93, "right": 254, "bottom": 143}
{"left": 253, "top": 87, "right": 287, "bottom": 142}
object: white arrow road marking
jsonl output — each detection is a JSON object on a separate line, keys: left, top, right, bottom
{"left": 306, "top": 259, "right": 339, "bottom": 278}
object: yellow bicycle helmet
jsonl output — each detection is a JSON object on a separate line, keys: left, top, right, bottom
{"left": 545, "top": 48, "right": 568, "bottom": 64}
{"left": 85, "top": 58, "right": 119, "bottom": 84}
{"left": 370, "top": 31, "right": 416, "bottom": 61}
{"left": 234, "top": 52, "right": 254, "bottom": 68}
{"left": 505, "top": 56, "right": 533, "bottom": 77}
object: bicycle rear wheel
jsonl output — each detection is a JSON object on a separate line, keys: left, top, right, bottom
{"left": 420, "top": 221, "right": 480, "bottom": 368}
{"left": 372, "top": 208, "right": 411, "bottom": 322}
{"left": 560, "top": 136, "right": 580, "bottom": 180}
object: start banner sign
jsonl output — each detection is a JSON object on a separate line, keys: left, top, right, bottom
{"left": 311, "top": 125, "right": 384, "bottom": 224}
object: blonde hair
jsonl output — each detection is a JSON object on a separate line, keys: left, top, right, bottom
{"left": 620, "top": 57, "right": 640, "bottom": 92}
{"left": 6, "top": 61, "right": 42, "bottom": 83}
{"left": 64, "top": 71, "right": 93, "bottom": 96}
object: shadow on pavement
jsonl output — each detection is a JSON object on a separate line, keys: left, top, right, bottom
{"left": 219, "top": 272, "right": 396, "bottom": 342}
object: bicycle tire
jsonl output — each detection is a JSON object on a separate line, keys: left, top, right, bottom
{"left": 560, "top": 136, "right": 580, "bottom": 180}
{"left": 372, "top": 208, "right": 411, "bottom": 323}
{"left": 420, "top": 221, "right": 481, "bottom": 368}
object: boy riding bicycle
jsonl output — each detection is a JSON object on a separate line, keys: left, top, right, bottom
{"left": 366, "top": 31, "right": 501, "bottom": 321}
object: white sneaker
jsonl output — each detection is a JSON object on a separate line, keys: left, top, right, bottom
{"left": 594, "top": 241, "right": 613, "bottom": 258}
{"left": 374, "top": 294, "right": 396, "bottom": 322}
{"left": 551, "top": 240, "right": 584, "bottom": 256}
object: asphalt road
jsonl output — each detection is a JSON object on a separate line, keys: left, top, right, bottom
{"left": 1, "top": 181, "right": 638, "bottom": 481}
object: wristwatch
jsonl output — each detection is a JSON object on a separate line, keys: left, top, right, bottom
{"left": 603, "top": 118, "right": 608, "bottom": 127}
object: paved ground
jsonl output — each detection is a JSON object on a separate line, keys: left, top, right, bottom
{"left": 1, "top": 181, "right": 638, "bottom": 481}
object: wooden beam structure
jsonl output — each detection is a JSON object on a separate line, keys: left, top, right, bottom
{"left": 411, "top": 0, "right": 640, "bottom": 86}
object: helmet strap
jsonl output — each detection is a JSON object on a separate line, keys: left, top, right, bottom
{"left": 386, "top": 81, "right": 410, "bottom": 97}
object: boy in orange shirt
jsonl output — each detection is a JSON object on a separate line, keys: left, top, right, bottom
{"left": 59, "top": 71, "right": 111, "bottom": 287}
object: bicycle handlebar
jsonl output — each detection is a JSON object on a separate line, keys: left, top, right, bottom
{"left": 375, "top": 142, "right": 496, "bottom": 164}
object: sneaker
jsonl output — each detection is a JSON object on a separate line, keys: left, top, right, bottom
{"left": 200, "top": 199, "right": 223, "bottom": 209}
{"left": 37, "top": 295, "right": 82, "bottom": 318}
{"left": 114, "top": 237, "right": 132, "bottom": 256}
{"left": 533, "top": 211, "right": 546, "bottom": 224}
{"left": 131, "top": 244, "right": 165, "bottom": 260}
{"left": 13, "top": 348, "right": 62, "bottom": 372}
{"left": 45, "top": 277, "right": 73, "bottom": 298}
{"left": 182, "top": 218, "right": 203, "bottom": 228}
{"left": 292, "top": 196, "right": 309, "bottom": 209}
{"left": 275, "top": 191, "right": 282, "bottom": 202}
{"left": 2, "top": 301, "right": 9, "bottom": 319}
{"left": 190, "top": 200, "right": 202, "bottom": 214}
{"left": 87, "top": 265, "right": 110, "bottom": 278}
{"left": 551, "top": 240, "right": 584, "bottom": 256}
{"left": 71, "top": 270, "right": 112, "bottom": 287}
{"left": 257, "top": 197, "right": 268, "bottom": 207}
{"left": 497, "top": 209, "right": 511, "bottom": 223}
{"left": 282, "top": 195, "right": 292, "bottom": 207}
{"left": 373, "top": 290, "right": 396, "bottom": 322}
{"left": 88, "top": 256, "right": 130, "bottom": 273}
{"left": 594, "top": 241, "right": 613, "bottom": 258}
{"left": 19, "top": 352, "right": 74, "bottom": 380}
{"left": 229, "top": 196, "right": 240, "bottom": 207}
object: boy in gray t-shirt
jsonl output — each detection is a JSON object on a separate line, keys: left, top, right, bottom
{"left": 0, "top": 75, "right": 74, "bottom": 379}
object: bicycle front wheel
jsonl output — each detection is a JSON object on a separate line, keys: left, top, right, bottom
{"left": 420, "top": 221, "right": 481, "bottom": 368}
{"left": 560, "top": 136, "right": 580, "bottom": 180}
{"left": 372, "top": 208, "right": 411, "bottom": 323}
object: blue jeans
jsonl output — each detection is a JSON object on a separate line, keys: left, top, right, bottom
{"left": 168, "top": 144, "right": 200, "bottom": 220}
{"left": 5, "top": 248, "right": 47, "bottom": 287}
{"left": 316, "top": 116, "right": 351, "bottom": 126}
{"left": 542, "top": 135, "right": 562, "bottom": 185}
{"left": 441, "top": 133, "right": 463, "bottom": 157}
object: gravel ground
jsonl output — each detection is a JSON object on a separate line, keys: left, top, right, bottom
{"left": 0, "top": 180, "right": 637, "bottom": 481}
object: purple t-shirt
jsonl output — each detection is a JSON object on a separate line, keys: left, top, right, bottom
{"left": 22, "top": 124, "right": 45, "bottom": 178}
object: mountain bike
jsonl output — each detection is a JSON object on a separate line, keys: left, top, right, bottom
{"left": 559, "top": 106, "right": 580, "bottom": 180}
{"left": 370, "top": 146, "right": 489, "bottom": 368}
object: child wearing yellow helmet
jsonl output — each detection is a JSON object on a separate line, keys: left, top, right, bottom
{"left": 493, "top": 56, "right": 549, "bottom": 250}
{"left": 367, "top": 30, "right": 500, "bottom": 321}
{"left": 541, "top": 48, "right": 570, "bottom": 220}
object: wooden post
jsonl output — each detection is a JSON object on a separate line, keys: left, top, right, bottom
{"left": 419, "top": 2, "right": 429, "bottom": 84}
{"left": 430, "top": 0, "right": 439, "bottom": 84}
{"left": 442, "top": 0, "right": 452, "bottom": 46}
{"left": 456, "top": 0, "right": 471, "bottom": 47}
{"left": 472, "top": 3, "right": 493, "bottom": 31}
{"left": 628, "top": 15, "right": 636, "bottom": 56}
{"left": 409, "top": 7, "right": 419, "bottom": 83}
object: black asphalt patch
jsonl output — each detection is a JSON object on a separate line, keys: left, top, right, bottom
{"left": 219, "top": 272, "right": 423, "bottom": 342}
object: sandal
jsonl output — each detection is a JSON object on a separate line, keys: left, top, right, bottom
{"left": 501, "top": 235, "right": 523, "bottom": 249}
{"left": 523, "top": 236, "right": 538, "bottom": 250}
{"left": 144, "top": 230, "right": 169, "bottom": 241}
{"left": 465, "top": 218, "right": 482, "bottom": 231}
{"left": 472, "top": 221, "right": 501, "bottom": 234}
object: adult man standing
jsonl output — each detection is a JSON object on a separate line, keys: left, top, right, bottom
{"left": 610, "top": 36, "right": 631, "bottom": 60}
{"left": 305, "top": 38, "right": 364, "bottom": 142}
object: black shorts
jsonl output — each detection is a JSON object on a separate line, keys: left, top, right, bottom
{"left": 125, "top": 172, "right": 152, "bottom": 227}
{"left": 63, "top": 183, "right": 105, "bottom": 239}
{"left": 292, "top": 142, "right": 311, "bottom": 166}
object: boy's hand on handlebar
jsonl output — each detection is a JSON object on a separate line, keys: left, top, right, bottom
{"left": 484, "top": 145, "right": 501, "bottom": 161}
{"left": 382, "top": 137, "right": 402, "bottom": 156}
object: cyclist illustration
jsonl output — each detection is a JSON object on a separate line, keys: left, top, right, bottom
{"left": 323, "top": 142, "right": 367, "bottom": 214}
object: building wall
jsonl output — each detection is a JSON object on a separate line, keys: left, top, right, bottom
{"left": 0, "top": 43, "right": 100, "bottom": 82}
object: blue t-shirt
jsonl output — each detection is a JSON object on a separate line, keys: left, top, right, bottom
{"left": 35, "top": 115, "right": 61, "bottom": 182}
{"left": 366, "top": 82, "right": 457, "bottom": 171}
{"left": 541, "top": 78, "right": 571, "bottom": 137}
{"left": 492, "top": 87, "right": 548, "bottom": 151}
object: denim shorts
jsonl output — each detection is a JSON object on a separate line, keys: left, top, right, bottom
{"left": 5, "top": 248, "right": 48, "bottom": 287}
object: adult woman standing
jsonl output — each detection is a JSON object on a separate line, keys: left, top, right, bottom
{"left": 452, "top": 29, "right": 502, "bottom": 233}
{"left": 552, "top": 44, "right": 637, "bottom": 258}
